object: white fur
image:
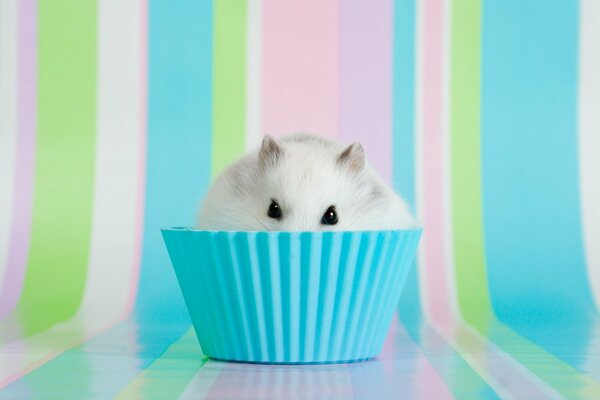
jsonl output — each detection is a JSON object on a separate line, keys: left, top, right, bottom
{"left": 198, "top": 134, "right": 416, "bottom": 231}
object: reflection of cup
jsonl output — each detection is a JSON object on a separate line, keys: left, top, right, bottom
{"left": 162, "top": 229, "right": 422, "bottom": 364}
{"left": 205, "top": 362, "right": 355, "bottom": 399}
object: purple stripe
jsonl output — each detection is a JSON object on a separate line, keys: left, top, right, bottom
{"left": 0, "top": 0, "right": 37, "bottom": 317}
{"left": 340, "top": 0, "right": 393, "bottom": 181}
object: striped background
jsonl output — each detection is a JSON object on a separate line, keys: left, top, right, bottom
{"left": 0, "top": 0, "right": 599, "bottom": 397}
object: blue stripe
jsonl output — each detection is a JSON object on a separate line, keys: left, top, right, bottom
{"left": 392, "top": 0, "right": 417, "bottom": 211}
{"left": 135, "top": 0, "right": 212, "bottom": 321}
{"left": 482, "top": 0, "right": 600, "bottom": 377}
{"left": 392, "top": 0, "right": 421, "bottom": 327}
{"left": 2, "top": 1, "right": 213, "bottom": 395}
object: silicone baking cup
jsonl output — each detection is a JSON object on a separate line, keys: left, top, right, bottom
{"left": 162, "top": 228, "right": 422, "bottom": 364}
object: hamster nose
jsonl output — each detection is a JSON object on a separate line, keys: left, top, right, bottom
{"left": 282, "top": 215, "right": 314, "bottom": 232}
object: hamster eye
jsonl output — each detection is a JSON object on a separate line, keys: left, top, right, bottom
{"left": 268, "top": 200, "right": 282, "bottom": 219}
{"left": 321, "top": 206, "right": 338, "bottom": 225}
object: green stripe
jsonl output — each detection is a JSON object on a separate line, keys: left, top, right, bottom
{"left": 18, "top": 0, "right": 97, "bottom": 335}
{"left": 115, "top": 329, "right": 207, "bottom": 399}
{"left": 212, "top": 0, "right": 247, "bottom": 178}
{"left": 449, "top": 0, "right": 492, "bottom": 328}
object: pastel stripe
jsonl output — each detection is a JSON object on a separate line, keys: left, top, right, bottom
{"left": 392, "top": 0, "right": 417, "bottom": 209}
{"left": 0, "top": 0, "right": 37, "bottom": 318}
{"left": 14, "top": 0, "right": 97, "bottom": 336}
{"left": 262, "top": 0, "right": 339, "bottom": 137}
{"left": 135, "top": 0, "right": 212, "bottom": 319}
{"left": 579, "top": 0, "right": 600, "bottom": 310}
{"left": 440, "top": 0, "right": 460, "bottom": 322}
{"left": 449, "top": 0, "right": 492, "bottom": 328}
{"left": 0, "top": 0, "right": 18, "bottom": 296}
{"left": 393, "top": 0, "right": 422, "bottom": 327}
{"left": 0, "top": 0, "right": 146, "bottom": 386}
{"left": 418, "top": 0, "right": 453, "bottom": 327}
{"left": 245, "top": 0, "right": 262, "bottom": 151}
{"left": 79, "top": 0, "right": 146, "bottom": 325}
{"left": 340, "top": 0, "right": 393, "bottom": 181}
{"left": 483, "top": 0, "right": 592, "bottom": 320}
{"left": 212, "top": 0, "right": 247, "bottom": 177}
{"left": 115, "top": 329, "right": 205, "bottom": 399}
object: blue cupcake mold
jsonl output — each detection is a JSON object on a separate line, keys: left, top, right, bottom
{"left": 161, "top": 229, "right": 422, "bottom": 364}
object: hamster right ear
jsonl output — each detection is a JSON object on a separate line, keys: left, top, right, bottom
{"left": 337, "top": 142, "right": 365, "bottom": 172}
{"left": 259, "top": 135, "right": 284, "bottom": 169}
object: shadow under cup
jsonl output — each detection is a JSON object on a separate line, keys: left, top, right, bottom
{"left": 161, "top": 228, "right": 422, "bottom": 364}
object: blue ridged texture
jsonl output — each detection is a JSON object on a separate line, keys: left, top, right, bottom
{"left": 162, "top": 229, "right": 422, "bottom": 364}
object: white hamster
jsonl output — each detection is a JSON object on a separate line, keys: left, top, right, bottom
{"left": 197, "top": 133, "right": 416, "bottom": 231}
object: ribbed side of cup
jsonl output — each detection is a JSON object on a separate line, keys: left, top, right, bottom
{"left": 162, "top": 229, "right": 421, "bottom": 364}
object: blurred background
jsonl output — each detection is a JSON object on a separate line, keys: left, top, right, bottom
{"left": 0, "top": 0, "right": 599, "bottom": 398}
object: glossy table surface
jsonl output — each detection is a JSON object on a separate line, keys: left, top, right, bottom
{"left": 2, "top": 312, "right": 599, "bottom": 399}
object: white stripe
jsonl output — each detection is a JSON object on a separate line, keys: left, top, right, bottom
{"left": 441, "top": 0, "right": 460, "bottom": 319}
{"left": 245, "top": 0, "right": 262, "bottom": 151}
{"left": 79, "top": 0, "right": 144, "bottom": 322}
{"left": 0, "top": 0, "right": 145, "bottom": 386}
{"left": 579, "top": 0, "right": 600, "bottom": 311}
{"left": 0, "top": 0, "right": 18, "bottom": 292}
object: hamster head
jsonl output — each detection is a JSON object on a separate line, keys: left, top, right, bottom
{"left": 198, "top": 133, "right": 416, "bottom": 231}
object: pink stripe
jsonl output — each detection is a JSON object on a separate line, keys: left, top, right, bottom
{"left": 340, "top": 0, "right": 393, "bottom": 181}
{"left": 420, "top": 0, "right": 452, "bottom": 326}
{"left": 261, "top": 0, "right": 339, "bottom": 138}
{"left": 0, "top": 0, "right": 37, "bottom": 318}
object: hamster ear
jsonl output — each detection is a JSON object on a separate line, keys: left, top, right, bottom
{"left": 259, "top": 135, "right": 284, "bottom": 169}
{"left": 337, "top": 142, "right": 365, "bottom": 172}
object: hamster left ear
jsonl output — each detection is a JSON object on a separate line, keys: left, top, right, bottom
{"left": 259, "top": 135, "right": 284, "bottom": 169}
{"left": 337, "top": 142, "right": 365, "bottom": 172}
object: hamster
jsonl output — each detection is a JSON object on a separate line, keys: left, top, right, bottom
{"left": 197, "top": 133, "right": 416, "bottom": 231}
